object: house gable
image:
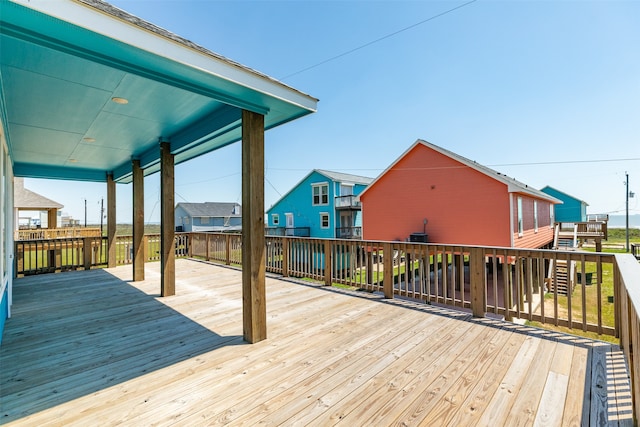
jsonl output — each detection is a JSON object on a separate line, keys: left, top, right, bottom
{"left": 361, "top": 140, "right": 558, "bottom": 248}
{"left": 541, "top": 186, "right": 587, "bottom": 222}
{"left": 266, "top": 169, "right": 373, "bottom": 238}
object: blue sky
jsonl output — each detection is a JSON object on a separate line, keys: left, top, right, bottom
{"left": 24, "top": 0, "right": 640, "bottom": 224}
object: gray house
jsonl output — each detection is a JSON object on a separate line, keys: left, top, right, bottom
{"left": 175, "top": 202, "right": 241, "bottom": 232}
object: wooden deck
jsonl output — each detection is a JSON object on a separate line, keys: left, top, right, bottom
{"left": 1, "top": 259, "right": 633, "bottom": 426}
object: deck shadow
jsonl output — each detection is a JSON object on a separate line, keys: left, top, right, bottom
{"left": 0, "top": 267, "right": 244, "bottom": 422}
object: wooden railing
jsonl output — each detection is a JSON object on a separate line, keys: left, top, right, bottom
{"left": 15, "top": 233, "right": 190, "bottom": 275}
{"left": 15, "top": 236, "right": 108, "bottom": 275}
{"left": 13, "top": 231, "right": 639, "bottom": 421}
{"left": 111, "top": 233, "right": 190, "bottom": 265}
{"left": 616, "top": 254, "right": 640, "bottom": 421}
{"left": 15, "top": 227, "right": 102, "bottom": 241}
{"left": 557, "top": 221, "right": 608, "bottom": 240}
{"left": 188, "top": 232, "right": 640, "bottom": 421}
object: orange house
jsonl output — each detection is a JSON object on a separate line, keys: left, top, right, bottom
{"left": 359, "top": 140, "right": 562, "bottom": 248}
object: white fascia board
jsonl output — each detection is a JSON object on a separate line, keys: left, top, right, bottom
{"left": 11, "top": 0, "right": 317, "bottom": 112}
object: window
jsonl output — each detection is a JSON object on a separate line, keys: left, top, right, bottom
{"left": 534, "top": 200, "right": 538, "bottom": 232}
{"left": 272, "top": 214, "right": 279, "bottom": 226}
{"left": 312, "top": 183, "right": 329, "bottom": 205}
{"left": 320, "top": 213, "right": 329, "bottom": 229}
{"left": 517, "top": 197, "right": 523, "bottom": 237}
{"left": 550, "top": 206, "right": 554, "bottom": 228}
{"left": 340, "top": 184, "right": 353, "bottom": 196}
{"left": 201, "top": 216, "right": 210, "bottom": 225}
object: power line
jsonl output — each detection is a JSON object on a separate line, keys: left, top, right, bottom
{"left": 280, "top": 0, "right": 478, "bottom": 80}
{"left": 266, "top": 156, "right": 640, "bottom": 173}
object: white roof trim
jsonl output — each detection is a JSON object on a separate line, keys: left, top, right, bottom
{"left": 11, "top": 0, "right": 317, "bottom": 112}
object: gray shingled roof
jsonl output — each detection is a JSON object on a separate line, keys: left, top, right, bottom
{"left": 14, "top": 178, "right": 63, "bottom": 209}
{"left": 315, "top": 170, "right": 374, "bottom": 185}
{"left": 177, "top": 202, "right": 241, "bottom": 218}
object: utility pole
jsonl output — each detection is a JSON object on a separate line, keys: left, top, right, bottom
{"left": 626, "top": 172, "right": 629, "bottom": 252}
{"left": 84, "top": 198, "right": 87, "bottom": 228}
{"left": 100, "top": 198, "right": 104, "bottom": 236}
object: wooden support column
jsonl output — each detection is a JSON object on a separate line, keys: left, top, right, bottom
{"left": 132, "top": 159, "right": 145, "bottom": 281}
{"left": 242, "top": 109, "right": 266, "bottom": 344}
{"left": 107, "top": 173, "right": 116, "bottom": 268}
{"left": 48, "top": 209, "right": 58, "bottom": 229}
{"left": 160, "top": 141, "right": 175, "bottom": 296}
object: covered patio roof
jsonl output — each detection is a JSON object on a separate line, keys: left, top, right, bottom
{"left": 0, "top": 0, "right": 317, "bottom": 183}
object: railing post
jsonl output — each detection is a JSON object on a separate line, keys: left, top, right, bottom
{"left": 143, "top": 235, "right": 149, "bottom": 263}
{"left": 206, "top": 233, "right": 210, "bottom": 261}
{"left": 470, "top": 247, "right": 486, "bottom": 318}
{"left": 226, "top": 234, "right": 231, "bottom": 265}
{"left": 383, "top": 242, "right": 394, "bottom": 299}
{"left": 83, "top": 237, "right": 92, "bottom": 270}
{"left": 324, "top": 239, "right": 332, "bottom": 286}
{"left": 282, "top": 237, "right": 289, "bottom": 277}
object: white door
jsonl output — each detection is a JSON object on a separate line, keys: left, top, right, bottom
{"left": 285, "top": 213, "right": 294, "bottom": 236}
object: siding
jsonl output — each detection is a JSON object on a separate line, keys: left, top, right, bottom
{"left": 361, "top": 144, "right": 512, "bottom": 246}
{"left": 267, "top": 171, "right": 335, "bottom": 238}
{"left": 512, "top": 194, "right": 554, "bottom": 248}
{"left": 540, "top": 187, "right": 587, "bottom": 222}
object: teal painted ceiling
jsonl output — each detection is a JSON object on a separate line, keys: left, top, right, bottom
{"left": 0, "top": 0, "right": 316, "bottom": 183}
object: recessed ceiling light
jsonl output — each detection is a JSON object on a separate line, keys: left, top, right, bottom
{"left": 111, "top": 97, "right": 129, "bottom": 105}
{"left": 68, "top": 159, "right": 78, "bottom": 163}
{"left": 83, "top": 137, "right": 96, "bottom": 143}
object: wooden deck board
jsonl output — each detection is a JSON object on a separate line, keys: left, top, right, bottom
{"left": 0, "top": 259, "right": 633, "bottom": 426}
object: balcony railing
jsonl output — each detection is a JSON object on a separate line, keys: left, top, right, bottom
{"left": 557, "top": 221, "right": 608, "bottom": 240}
{"left": 265, "top": 227, "right": 310, "bottom": 237}
{"left": 335, "top": 226, "right": 362, "bottom": 239}
{"left": 334, "top": 195, "right": 361, "bottom": 209}
{"left": 14, "top": 227, "right": 102, "bottom": 241}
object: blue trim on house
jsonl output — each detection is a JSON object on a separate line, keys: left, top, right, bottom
{"left": 0, "top": 287, "right": 7, "bottom": 345}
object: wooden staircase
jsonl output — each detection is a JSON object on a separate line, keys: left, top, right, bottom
{"left": 548, "top": 259, "right": 571, "bottom": 296}
{"left": 547, "top": 224, "right": 577, "bottom": 296}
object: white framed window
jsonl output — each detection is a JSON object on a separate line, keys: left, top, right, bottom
{"left": 200, "top": 216, "right": 210, "bottom": 225}
{"left": 312, "top": 183, "right": 329, "bottom": 206}
{"left": 517, "top": 197, "right": 523, "bottom": 237}
{"left": 340, "top": 183, "right": 354, "bottom": 196}
{"left": 534, "top": 200, "right": 538, "bottom": 232}
{"left": 272, "top": 214, "right": 279, "bottom": 226}
{"left": 320, "top": 213, "right": 330, "bottom": 229}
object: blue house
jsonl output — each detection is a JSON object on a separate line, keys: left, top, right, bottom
{"left": 175, "top": 202, "right": 242, "bottom": 232}
{"left": 540, "top": 186, "right": 588, "bottom": 222}
{"left": 266, "top": 170, "right": 373, "bottom": 239}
